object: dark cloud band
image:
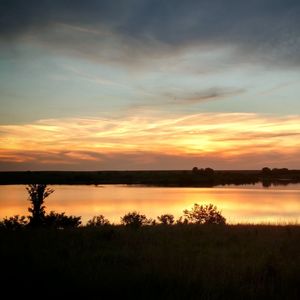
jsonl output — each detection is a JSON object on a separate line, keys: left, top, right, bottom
{"left": 1, "top": 0, "right": 300, "bottom": 66}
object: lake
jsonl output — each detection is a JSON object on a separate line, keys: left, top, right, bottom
{"left": 0, "top": 184, "right": 300, "bottom": 224}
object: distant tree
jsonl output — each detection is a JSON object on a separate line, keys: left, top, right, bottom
{"left": 183, "top": 203, "right": 226, "bottom": 225}
{"left": 271, "top": 168, "right": 289, "bottom": 175}
{"left": 0, "top": 215, "right": 28, "bottom": 230}
{"left": 204, "top": 168, "right": 214, "bottom": 176}
{"left": 192, "top": 167, "right": 199, "bottom": 174}
{"left": 26, "top": 184, "right": 54, "bottom": 227}
{"left": 86, "top": 215, "right": 110, "bottom": 227}
{"left": 157, "top": 214, "right": 175, "bottom": 225}
{"left": 44, "top": 211, "right": 81, "bottom": 229}
{"left": 262, "top": 167, "right": 271, "bottom": 174}
{"left": 121, "top": 211, "right": 149, "bottom": 229}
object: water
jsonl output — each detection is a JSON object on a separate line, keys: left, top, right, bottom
{"left": 0, "top": 184, "right": 300, "bottom": 224}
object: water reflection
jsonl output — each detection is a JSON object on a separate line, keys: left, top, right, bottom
{"left": 0, "top": 184, "right": 300, "bottom": 224}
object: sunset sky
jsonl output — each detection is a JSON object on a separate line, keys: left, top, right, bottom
{"left": 0, "top": 0, "right": 299, "bottom": 170}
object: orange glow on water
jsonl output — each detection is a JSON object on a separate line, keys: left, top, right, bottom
{"left": 1, "top": 185, "right": 300, "bottom": 224}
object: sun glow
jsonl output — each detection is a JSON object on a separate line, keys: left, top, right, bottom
{"left": 0, "top": 113, "right": 299, "bottom": 169}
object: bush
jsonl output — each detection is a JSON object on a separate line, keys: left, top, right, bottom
{"left": 183, "top": 203, "right": 226, "bottom": 225}
{"left": 0, "top": 215, "right": 28, "bottom": 230}
{"left": 157, "top": 214, "right": 175, "bottom": 225}
{"left": 121, "top": 211, "right": 149, "bottom": 229}
{"left": 86, "top": 215, "right": 110, "bottom": 227}
{"left": 176, "top": 216, "right": 189, "bottom": 225}
{"left": 44, "top": 211, "right": 82, "bottom": 229}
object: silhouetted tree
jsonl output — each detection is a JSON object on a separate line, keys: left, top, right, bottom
{"left": 192, "top": 167, "right": 199, "bottom": 174}
{"left": 157, "top": 214, "right": 175, "bottom": 225}
{"left": 0, "top": 215, "right": 28, "bottom": 230}
{"left": 262, "top": 167, "right": 271, "bottom": 174}
{"left": 86, "top": 215, "right": 110, "bottom": 227}
{"left": 26, "top": 184, "right": 54, "bottom": 227}
{"left": 44, "top": 211, "right": 81, "bottom": 229}
{"left": 183, "top": 203, "right": 226, "bottom": 225}
{"left": 121, "top": 211, "right": 149, "bottom": 229}
{"left": 204, "top": 168, "right": 214, "bottom": 176}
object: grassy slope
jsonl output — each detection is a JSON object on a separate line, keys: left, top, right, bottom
{"left": 1, "top": 225, "right": 300, "bottom": 299}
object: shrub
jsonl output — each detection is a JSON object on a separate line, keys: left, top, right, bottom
{"left": 176, "top": 216, "right": 189, "bottom": 225}
{"left": 183, "top": 203, "right": 226, "bottom": 225}
{"left": 157, "top": 214, "right": 175, "bottom": 225}
{"left": 0, "top": 215, "right": 28, "bottom": 230}
{"left": 86, "top": 215, "right": 110, "bottom": 227}
{"left": 121, "top": 211, "right": 149, "bottom": 229}
{"left": 44, "top": 211, "right": 82, "bottom": 229}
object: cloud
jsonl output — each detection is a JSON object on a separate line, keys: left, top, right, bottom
{"left": 0, "top": 113, "right": 299, "bottom": 170}
{"left": 125, "top": 87, "right": 246, "bottom": 111}
{"left": 1, "top": 0, "right": 300, "bottom": 68}
{"left": 166, "top": 87, "right": 245, "bottom": 104}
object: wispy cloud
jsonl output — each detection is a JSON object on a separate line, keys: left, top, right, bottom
{"left": 166, "top": 87, "right": 245, "bottom": 104}
{"left": 0, "top": 113, "right": 299, "bottom": 170}
{"left": 62, "top": 64, "right": 124, "bottom": 87}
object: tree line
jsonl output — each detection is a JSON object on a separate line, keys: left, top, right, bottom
{"left": 0, "top": 184, "right": 226, "bottom": 230}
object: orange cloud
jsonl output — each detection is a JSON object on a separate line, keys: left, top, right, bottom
{"left": 0, "top": 113, "right": 299, "bottom": 170}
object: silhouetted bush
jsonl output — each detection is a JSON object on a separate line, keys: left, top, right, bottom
{"left": 183, "top": 203, "right": 226, "bottom": 225}
{"left": 176, "top": 216, "right": 189, "bottom": 225}
{"left": 147, "top": 218, "right": 157, "bottom": 226}
{"left": 121, "top": 211, "right": 149, "bottom": 229}
{"left": 157, "top": 214, "right": 175, "bottom": 225}
{"left": 26, "top": 184, "right": 54, "bottom": 227}
{"left": 0, "top": 215, "right": 28, "bottom": 230}
{"left": 44, "top": 211, "right": 81, "bottom": 229}
{"left": 86, "top": 215, "right": 110, "bottom": 227}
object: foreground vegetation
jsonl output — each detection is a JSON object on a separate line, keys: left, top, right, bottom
{"left": 1, "top": 225, "right": 300, "bottom": 299}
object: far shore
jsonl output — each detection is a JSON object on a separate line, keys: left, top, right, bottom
{"left": 0, "top": 169, "right": 300, "bottom": 186}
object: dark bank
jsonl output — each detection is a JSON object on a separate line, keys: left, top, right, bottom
{"left": 1, "top": 168, "right": 300, "bottom": 186}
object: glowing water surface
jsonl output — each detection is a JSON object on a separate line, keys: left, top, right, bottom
{"left": 0, "top": 184, "right": 300, "bottom": 224}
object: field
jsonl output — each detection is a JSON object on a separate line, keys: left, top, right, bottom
{"left": 1, "top": 225, "right": 300, "bottom": 299}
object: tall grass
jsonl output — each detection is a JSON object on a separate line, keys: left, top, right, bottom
{"left": 1, "top": 224, "right": 300, "bottom": 299}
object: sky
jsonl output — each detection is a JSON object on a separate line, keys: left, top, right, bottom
{"left": 0, "top": 0, "right": 299, "bottom": 170}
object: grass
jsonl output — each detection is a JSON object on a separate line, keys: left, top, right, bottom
{"left": 1, "top": 224, "right": 300, "bottom": 299}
